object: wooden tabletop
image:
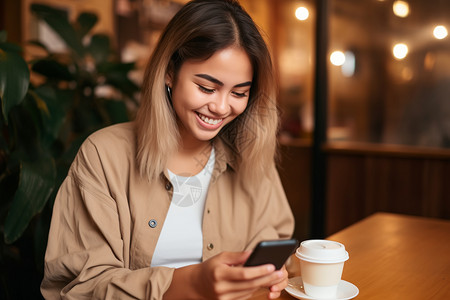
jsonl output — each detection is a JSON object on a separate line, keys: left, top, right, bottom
{"left": 250, "top": 212, "right": 450, "bottom": 300}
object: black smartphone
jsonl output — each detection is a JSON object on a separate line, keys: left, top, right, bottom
{"left": 243, "top": 239, "right": 299, "bottom": 270}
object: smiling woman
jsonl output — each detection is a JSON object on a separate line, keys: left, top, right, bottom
{"left": 136, "top": 0, "right": 281, "bottom": 182}
{"left": 41, "top": 1, "right": 295, "bottom": 299}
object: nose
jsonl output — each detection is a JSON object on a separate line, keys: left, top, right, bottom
{"left": 208, "top": 93, "right": 230, "bottom": 116}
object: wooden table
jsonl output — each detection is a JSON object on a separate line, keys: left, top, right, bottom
{"left": 250, "top": 212, "right": 450, "bottom": 299}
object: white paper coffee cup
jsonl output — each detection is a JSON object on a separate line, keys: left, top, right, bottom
{"left": 296, "top": 240, "right": 349, "bottom": 299}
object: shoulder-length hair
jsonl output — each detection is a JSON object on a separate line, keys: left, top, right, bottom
{"left": 135, "top": 0, "right": 279, "bottom": 180}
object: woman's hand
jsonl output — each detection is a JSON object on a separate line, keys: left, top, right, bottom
{"left": 197, "top": 251, "right": 286, "bottom": 300}
{"left": 266, "top": 265, "right": 288, "bottom": 299}
{"left": 164, "top": 251, "right": 287, "bottom": 300}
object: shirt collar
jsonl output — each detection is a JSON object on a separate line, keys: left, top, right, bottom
{"left": 159, "top": 137, "right": 238, "bottom": 183}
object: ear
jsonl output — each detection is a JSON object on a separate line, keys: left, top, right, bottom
{"left": 165, "top": 62, "right": 174, "bottom": 87}
{"left": 165, "top": 72, "right": 173, "bottom": 88}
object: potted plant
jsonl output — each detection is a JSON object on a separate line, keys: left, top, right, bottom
{"left": 0, "top": 4, "right": 139, "bottom": 298}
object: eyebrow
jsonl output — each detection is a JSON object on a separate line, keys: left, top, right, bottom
{"left": 195, "top": 73, "right": 252, "bottom": 88}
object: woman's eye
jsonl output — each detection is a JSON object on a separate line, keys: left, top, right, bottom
{"left": 232, "top": 91, "right": 248, "bottom": 98}
{"left": 197, "top": 85, "right": 215, "bottom": 94}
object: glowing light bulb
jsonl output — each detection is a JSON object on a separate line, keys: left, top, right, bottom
{"left": 393, "top": 1, "right": 409, "bottom": 18}
{"left": 330, "top": 51, "right": 346, "bottom": 66}
{"left": 433, "top": 25, "right": 448, "bottom": 40}
{"left": 342, "top": 51, "right": 356, "bottom": 77}
{"left": 295, "top": 7, "right": 309, "bottom": 21}
{"left": 393, "top": 43, "right": 408, "bottom": 60}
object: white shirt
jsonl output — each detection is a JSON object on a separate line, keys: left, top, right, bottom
{"left": 151, "top": 148, "right": 215, "bottom": 268}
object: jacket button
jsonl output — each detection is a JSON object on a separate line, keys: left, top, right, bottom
{"left": 148, "top": 219, "right": 157, "bottom": 228}
{"left": 207, "top": 243, "right": 214, "bottom": 250}
{"left": 165, "top": 182, "right": 172, "bottom": 190}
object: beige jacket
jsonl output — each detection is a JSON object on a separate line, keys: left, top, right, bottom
{"left": 41, "top": 122, "right": 294, "bottom": 300}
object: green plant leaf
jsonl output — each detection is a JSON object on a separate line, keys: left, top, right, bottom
{"left": 32, "top": 86, "right": 72, "bottom": 144}
{"left": 0, "top": 48, "right": 30, "bottom": 122}
{"left": 31, "top": 59, "right": 74, "bottom": 81}
{"left": 4, "top": 158, "right": 56, "bottom": 244}
{"left": 8, "top": 96, "right": 43, "bottom": 159}
{"left": 88, "top": 34, "right": 111, "bottom": 64}
{"left": 97, "top": 62, "right": 139, "bottom": 98}
{"left": 105, "top": 72, "right": 140, "bottom": 98}
{"left": 30, "top": 4, "right": 84, "bottom": 57}
{"left": 76, "top": 12, "right": 98, "bottom": 39}
{"left": 0, "top": 41, "right": 23, "bottom": 53}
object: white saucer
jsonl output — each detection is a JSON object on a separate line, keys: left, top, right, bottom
{"left": 285, "top": 276, "right": 359, "bottom": 300}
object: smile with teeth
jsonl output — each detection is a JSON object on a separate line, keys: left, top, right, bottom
{"left": 198, "top": 113, "right": 223, "bottom": 125}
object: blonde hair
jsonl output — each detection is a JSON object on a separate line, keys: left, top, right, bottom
{"left": 135, "top": 0, "right": 279, "bottom": 180}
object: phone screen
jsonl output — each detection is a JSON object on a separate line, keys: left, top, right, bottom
{"left": 243, "top": 239, "right": 299, "bottom": 270}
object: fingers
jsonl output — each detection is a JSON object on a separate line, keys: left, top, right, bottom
{"left": 219, "top": 258, "right": 287, "bottom": 290}
{"left": 268, "top": 276, "right": 288, "bottom": 292}
{"left": 267, "top": 291, "right": 282, "bottom": 299}
{"left": 214, "top": 252, "right": 277, "bottom": 281}
{"left": 266, "top": 267, "right": 288, "bottom": 299}
{"left": 267, "top": 266, "right": 288, "bottom": 291}
{"left": 200, "top": 252, "right": 289, "bottom": 300}
{"left": 215, "top": 267, "right": 284, "bottom": 296}
{"left": 235, "top": 264, "right": 276, "bottom": 280}
{"left": 229, "top": 264, "right": 287, "bottom": 287}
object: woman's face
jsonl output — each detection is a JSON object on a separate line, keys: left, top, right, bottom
{"left": 169, "top": 46, "right": 253, "bottom": 147}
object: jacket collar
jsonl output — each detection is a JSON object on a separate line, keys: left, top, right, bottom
{"left": 212, "top": 137, "right": 238, "bottom": 173}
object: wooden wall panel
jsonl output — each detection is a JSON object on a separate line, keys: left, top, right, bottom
{"left": 325, "top": 154, "right": 366, "bottom": 236}
{"left": 325, "top": 143, "right": 450, "bottom": 236}
{"left": 278, "top": 142, "right": 312, "bottom": 241}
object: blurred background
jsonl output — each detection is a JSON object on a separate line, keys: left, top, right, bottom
{"left": 1, "top": 0, "right": 450, "bottom": 298}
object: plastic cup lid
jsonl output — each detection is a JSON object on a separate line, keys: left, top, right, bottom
{"left": 296, "top": 240, "right": 349, "bottom": 264}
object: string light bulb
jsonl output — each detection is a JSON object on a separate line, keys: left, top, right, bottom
{"left": 330, "top": 51, "right": 346, "bottom": 66}
{"left": 393, "top": 43, "right": 408, "bottom": 60}
{"left": 295, "top": 6, "right": 309, "bottom": 21}
{"left": 433, "top": 25, "right": 448, "bottom": 40}
{"left": 393, "top": 1, "right": 410, "bottom": 18}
